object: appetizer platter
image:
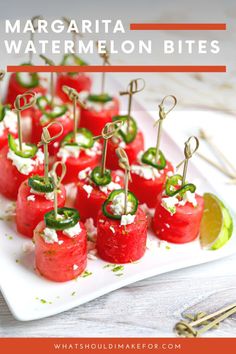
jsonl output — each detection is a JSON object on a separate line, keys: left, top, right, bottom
{"left": 0, "top": 49, "right": 236, "bottom": 321}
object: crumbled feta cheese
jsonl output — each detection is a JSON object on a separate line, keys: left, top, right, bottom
{"left": 109, "top": 226, "right": 115, "bottom": 234}
{"left": 86, "top": 97, "right": 115, "bottom": 112}
{"left": 42, "top": 228, "right": 58, "bottom": 244}
{"left": 131, "top": 164, "right": 160, "bottom": 180}
{"left": 78, "top": 167, "right": 91, "bottom": 181}
{"left": 73, "top": 264, "right": 79, "bottom": 270}
{"left": 58, "top": 240, "right": 64, "bottom": 245}
{"left": 110, "top": 192, "right": 134, "bottom": 216}
{"left": 120, "top": 214, "right": 136, "bottom": 226}
{"left": 35, "top": 149, "right": 44, "bottom": 165}
{"left": 85, "top": 218, "right": 97, "bottom": 241}
{"left": 84, "top": 141, "right": 102, "bottom": 157}
{"left": 63, "top": 222, "right": 81, "bottom": 238}
{"left": 83, "top": 184, "right": 93, "bottom": 197}
{"left": 115, "top": 176, "right": 120, "bottom": 183}
{"left": 99, "top": 181, "right": 121, "bottom": 194}
{"left": 161, "top": 196, "right": 179, "bottom": 215}
{"left": 179, "top": 191, "right": 198, "bottom": 207}
{"left": 0, "top": 110, "right": 17, "bottom": 135}
{"left": 88, "top": 248, "right": 98, "bottom": 260}
{"left": 8, "top": 149, "right": 35, "bottom": 175}
{"left": 57, "top": 144, "right": 80, "bottom": 162}
{"left": 140, "top": 203, "right": 155, "bottom": 218}
{"left": 27, "top": 195, "right": 36, "bottom": 202}
{"left": 44, "top": 192, "right": 54, "bottom": 201}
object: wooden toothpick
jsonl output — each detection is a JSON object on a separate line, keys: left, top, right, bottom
{"left": 93, "top": 120, "right": 123, "bottom": 176}
{"left": 97, "top": 42, "right": 110, "bottom": 95}
{"left": 51, "top": 161, "right": 66, "bottom": 218}
{"left": 116, "top": 147, "right": 131, "bottom": 214}
{"left": 176, "top": 136, "right": 199, "bottom": 186}
{"left": 14, "top": 91, "right": 36, "bottom": 151}
{"left": 119, "top": 78, "right": 145, "bottom": 129}
{"left": 154, "top": 95, "right": 177, "bottom": 163}
{"left": 38, "top": 121, "right": 64, "bottom": 183}
{"left": 62, "top": 85, "right": 86, "bottom": 142}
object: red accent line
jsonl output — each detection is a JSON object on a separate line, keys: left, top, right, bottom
{"left": 130, "top": 23, "right": 226, "bottom": 30}
{"left": 7, "top": 65, "right": 226, "bottom": 73}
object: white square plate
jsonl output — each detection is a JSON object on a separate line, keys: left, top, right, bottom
{"left": 0, "top": 78, "right": 236, "bottom": 321}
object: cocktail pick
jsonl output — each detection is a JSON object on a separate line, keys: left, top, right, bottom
{"left": 119, "top": 78, "right": 145, "bottom": 129}
{"left": 93, "top": 120, "right": 123, "bottom": 176}
{"left": 38, "top": 121, "right": 64, "bottom": 184}
{"left": 176, "top": 136, "right": 199, "bottom": 186}
{"left": 116, "top": 147, "right": 131, "bottom": 214}
{"left": 51, "top": 161, "right": 66, "bottom": 218}
{"left": 40, "top": 54, "right": 55, "bottom": 106}
{"left": 154, "top": 95, "right": 177, "bottom": 163}
{"left": 62, "top": 85, "right": 87, "bottom": 142}
{"left": 0, "top": 70, "right": 5, "bottom": 106}
{"left": 175, "top": 302, "right": 236, "bottom": 337}
{"left": 96, "top": 42, "right": 110, "bottom": 95}
{"left": 62, "top": 17, "right": 82, "bottom": 53}
{"left": 13, "top": 91, "right": 36, "bottom": 151}
{"left": 29, "top": 16, "right": 43, "bottom": 63}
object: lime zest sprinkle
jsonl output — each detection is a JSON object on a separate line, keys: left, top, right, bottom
{"left": 82, "top": 270, "right": 93, "bottom": 278}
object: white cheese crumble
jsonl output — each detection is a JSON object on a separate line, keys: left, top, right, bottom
{"left": 58, "top": 240, "right": 64, "bottom": 245}
{"left": 27, "top": 195, "right": 35, "bottom": 202}
{"left": 83, "top": 184, "right": 93, "bottom": 198}
{"left": 85, "top": 218, "right": 97, "bottom": 242}
{"left": 42, "top": 228, "right": 58, "bottom": 244}
{"left": 73, "top": 264, "right": 79, "bottom": 270}
{"left": 179, "top": 191, "right": 198, "bottom": 207}
{"left": 57, "top": 144, "right": 80, "bottom": 162}
{"left": 109, "top": 226, "right": 115, "bottom": 234}
{"left": 99, "top": 181, "right": 121, "bottom": 194}
{"left": 63, "top": 222, "right": 82, "bottom": 238}
{"left": 8, "top": 149, "right": 35, "bottom": 175}
{"left": 84, "top": 141, "right": 102, "bottom": 157}
{"left": 131, "top": 164, "right": 160, "bottom": 180}
{"left": 0, "top": 110, "right": 17, "bottom": 135}
{"left": 30, "top": 189, "right": 55, "bottom": 201}
{"left": 161, "top": 192, "right": 198, "bottom": 215}
{"left": 87, "top": 249, "right": 98, "bottom": 260}
{"left": 7, "top": 140, "right": 43, "bottom": 175}
{"left": 161, "top": 196, "right": 179, "bottom": 215}
{"left": 120, "top": 214, "right": 136, "bottom": 226}
{"left": 110, "top": 192, "right": 133, "bottom": 215}
{"left": 78, "top": 167, "right": 91, "bottom": 181}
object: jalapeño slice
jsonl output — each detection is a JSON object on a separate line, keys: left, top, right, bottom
{"left": 36, "top": 96, "right": 68, "bottom": 119}
{"left": 44, "top": 207, "right": 80, "bottom": 230}
{"left": 28, "top": 175, "right": 54, "bottom": 193}
{"left": 165, "top": 174, "right": 196, "bottom": 198}
{"left": 61, "top": 54, "right": 87, "bottom": 75}
{"left": 8, "top": 134, "right": 37, "bottom": 158}
{"left": 102, "top": 189, "right": 138, "bottom": 220}
{"left": 15, "top": 63, "right": 39, "bottom": 88}
{"left": 87, "top": 93, "right": 113, "bottom": 104}
{"left": 0, "top": 105, "right": 10, "bottom": 122}
{"left": 91, "top": 166, "right": 111, "bottom": 186}
{"left": 61, "top": 128, "right": 94, "bottom": 148}
{"left": 141, "top": 147, "right": 166, "bottom": 170}
{"left": 112, "top": 115, "right": 137, "bottom": 144}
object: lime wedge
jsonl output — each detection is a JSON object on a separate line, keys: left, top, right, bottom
{"left": 200, "top": 193, "right": 233, "bottom": 250}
